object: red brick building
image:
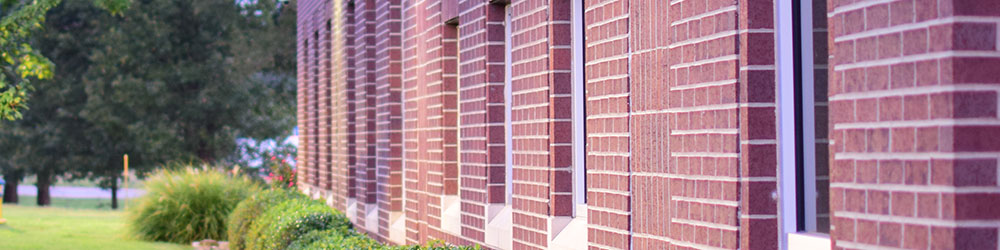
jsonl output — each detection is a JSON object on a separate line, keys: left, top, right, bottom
{"left": 296, "top": 0, "right": 1000, "bottom": 249}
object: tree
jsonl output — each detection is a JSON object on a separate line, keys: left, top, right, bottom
{"left": 83, "top": 0, "right": 297, "bottom": 164}
{"left": 0, "top": 0, "right": 59, "bottom": 121}
{"left": 78, "top": 0, "right": 297, "bottom": 207}
{"left": 0, "top": 0, "right": 295, "bottom": 207}
{"left": 0, "top": 0, "right": 128, "bottom": 204}
{"left": 0, "top": 0, "right": 130, "bottom": 121}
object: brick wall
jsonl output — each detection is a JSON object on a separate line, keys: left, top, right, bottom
{"left": 587, "top": 0, "right": 632, "bottom": 249}
{"left": 374, "top": 0, "right": 404, "bottom": 239}
{"left": 827, "top": 0, "right": 1000, "bottom": 249}
{"left": 295, "top": 0, "right": 1000, "bottom": 249}
{"left": 399, "top": 0, "right": 468, "bottom": 244}
{"left": 454, "top": 1, "right": 508, "bottom": 244}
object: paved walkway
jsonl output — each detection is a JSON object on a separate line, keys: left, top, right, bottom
{"left": 16, "top": 185, "right": 146, "bottom": 199}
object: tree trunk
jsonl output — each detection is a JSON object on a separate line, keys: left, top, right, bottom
{"left": 197, "top": 142, "right": 215, "bottom": 164}
{"left": 36, "top": 170, "right": 51, "bottom": 206}
{"left": 110, "top": 175, "right": 118, "bottom": 210}
{"left": 2, "top": 171, "right": 20, "bottom": 204}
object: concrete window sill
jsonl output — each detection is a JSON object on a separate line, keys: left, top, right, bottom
{"left": 549, "top": 204, "right": 588, "bottom": 250}
{"left": 485, "top": 204, "right": 512, "bottom": 250}
{"left": 788, "top": 232, "right": 830, "bottom": 250}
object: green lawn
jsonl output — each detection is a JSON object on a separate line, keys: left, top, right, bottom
{"left": 0, "top": 205, "right": 189, "bottom": 250}
{"left": 17, "top": 196, "right": 110, "bottom": 210}
{"left": 14, "top": 196, "right": 136, "bottom": 210}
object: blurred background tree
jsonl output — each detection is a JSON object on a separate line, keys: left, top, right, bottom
{"left": 0, "top": 0, "right": 297, "bottom": 208}
{"left": 0, "top": 0, "right": 129, "bottom": 121}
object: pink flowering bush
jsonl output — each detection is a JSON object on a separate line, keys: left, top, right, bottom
{"left": 266, "top": 155, "right": 296, "bottom": 189}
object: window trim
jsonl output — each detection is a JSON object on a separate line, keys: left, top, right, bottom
{"left": 777, "top": 0, "right": 830, "bottom": 249}
{"left": 571, "top": 0, "right": 586, "bottom": 210}
{"left": 504, "top": 3, "right": 514, "bottom": 205}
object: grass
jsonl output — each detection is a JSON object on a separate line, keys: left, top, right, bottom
{"left": 0, "top": 205, "right": 190, "bottom": 250}
{"left": 12, "top": 196, "right": 137, "bottom": 210}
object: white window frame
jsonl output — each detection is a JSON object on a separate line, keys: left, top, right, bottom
{"left": 776, "top": 0, "right": 830, "bottom": 249}
{"left": 571, "top": 0, "right": 586, "bottom": 210}
{"left": 505, "top": 3, "right": 514, "bottom": 205}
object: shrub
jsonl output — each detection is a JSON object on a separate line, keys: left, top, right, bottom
{"left": 385, "top": 241, "right": 481, "bottom": 250}
{"left": 286, "top": 228, "right": 380, "bottom": 250}
{"left": 264, "top": 155, "right": 296, "bottom": 189}
{"left": 227, "top": 189, "right": 298, "bottom": 250}
{"left": 245, "top": 196, "right": 352, "bottom": 250}
{"left": 128, "top": 167, "right": 259, "bottom": 243}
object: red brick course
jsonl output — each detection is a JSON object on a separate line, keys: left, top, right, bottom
{"left": 827, "top": 0, "right": 1000, "bottom": 249}
{"left": 296, "top": 0, "right": 1000, "bottom": 249}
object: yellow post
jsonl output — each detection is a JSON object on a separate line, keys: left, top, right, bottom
{"left": 123, "top": 154, "right": 129, "bottom": 210}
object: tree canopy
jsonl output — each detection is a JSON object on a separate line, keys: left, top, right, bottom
{"left": 0, "top": 0, "right": 130, "bottom": 121}
{"left": 0, "top": 0, "right": 297, "bottom": 206}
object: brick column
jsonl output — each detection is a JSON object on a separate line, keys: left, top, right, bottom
{"left": 296, "top": 0, "right": 310, "bottom": 187}
{"left": 319, "top": 6, "right": 333, "bottom": 191}
{"left": 584, "top": 0, "right": 633, "bottom": 249}
{"left": 400, "top": 0, "right": 467, "bottom": 244}
{"left": 344, "top": 1, "right": 359, "bottom": 202}
{"left": 453, "top": 1, "right": 509, "bottom": 245}
{"left": 374, "top": 0, "right": 404, "bottom": 240}
{"left": 662, "top": 0, "right": 757, "bottom": 248}
{"left": 737, "top": 0, "right": 780, "bottom": 249}
{"left": 828, "top": 0, "right": 1000, "bottom": 249}
{"left": 352, "top": 0, "right": 378, "bottom": 233}
{"left": 327, "top": 0, "right": 355, "bottom": 212}
{"left": 626, "top": 0, "right": 669, "bottom": 248}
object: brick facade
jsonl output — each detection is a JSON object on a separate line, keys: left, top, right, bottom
{"left": 297, "top": 0, "right": 1000, "bottom": 249}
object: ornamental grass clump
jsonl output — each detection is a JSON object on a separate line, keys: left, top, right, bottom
{"left": 128, "top": 166, "right": 259, "bottom": 244}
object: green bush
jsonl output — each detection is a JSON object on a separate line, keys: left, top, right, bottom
{"left": 127, "top": 167, "right": 259, "bottom": 243}
{"left": 228, "top": 189, "right": 479, "bottom": 250}
{"left": 384, "top": 241, "right": 480, "bottom": 250}
{"left": 286, "top": 228, "right": 380, "bottom": 250}
{"left": 245, "top": 196, "right": 352, "bottom": 250}
{"left": 227, "top": 189, "right": 298, "bottom": 250}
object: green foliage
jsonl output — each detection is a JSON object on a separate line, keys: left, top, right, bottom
{"left": 266, "top": 156, "right": 296, "bottom": 189}
{"left": 227, "top": 189, "right": 298, "bottom": 250}
{"left": 286, "top": 228, "right": 381, "bottom": 250}
{"left": 245, "top": 196, "right": 352, "bottom": 250}
{"left": 0, "top": 0, "right": 298, "bottom": 207}
{"left": 0, "top": 0, "right": 132, "bottom": 121}
{"left": 81, "top": 0, "right": 299, "bottom": 164}
{"left": 127, "top": 167, "right": 260, "bottom": 243}
{"left": 228, "top": 190, "right": 479, "bottom": 250}
{"left": 91, "top": 0, "right": 131, "bottom": 15}
{"left": 0, "top": 0, "right": 59, "bottom": 120}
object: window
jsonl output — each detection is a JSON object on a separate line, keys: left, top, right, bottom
{"left": 571, "top": 0, "right": 586, "bottom": 209}
{"left": 504, "top": 2, "right": 514, "bottom": 205}
{"left": 778, "top": 0, "right": 830, "bottom": 249}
